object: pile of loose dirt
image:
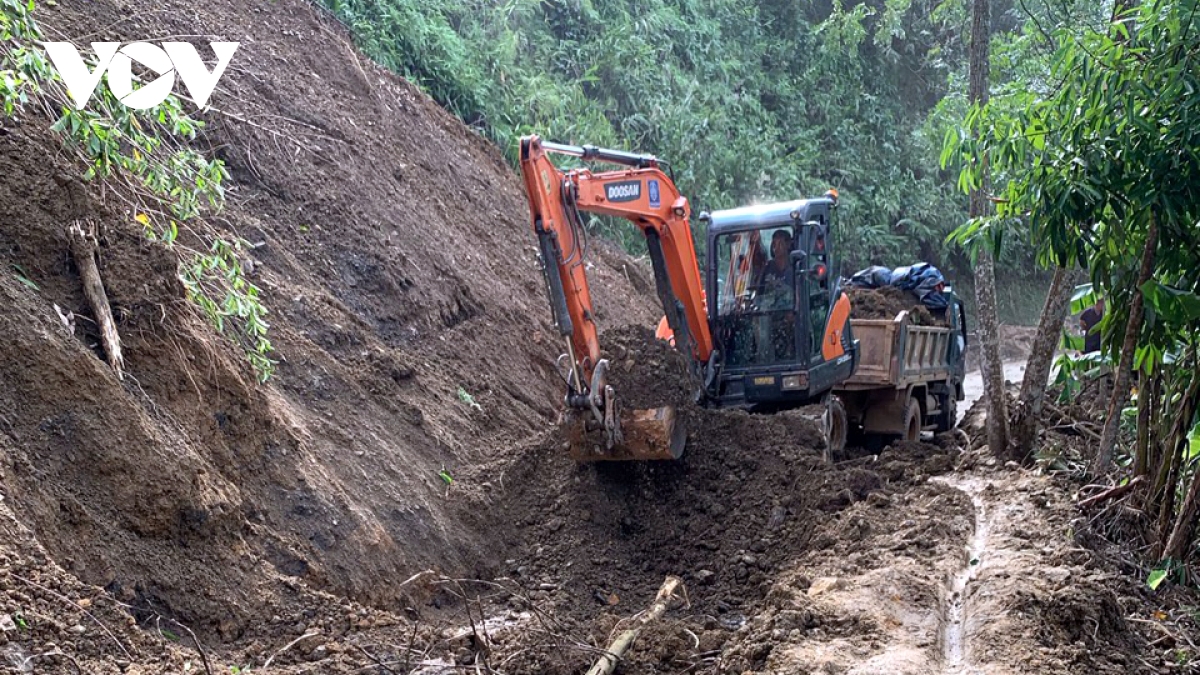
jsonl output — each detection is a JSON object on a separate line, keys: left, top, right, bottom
{"left": 598, "top": 325, "right": 700, "bottom": 410}
{"left": 846, "top": 286, "right": 944, "bottom": 326}
{"left": 456, "top": 388, "right": 963, "bottom": 674}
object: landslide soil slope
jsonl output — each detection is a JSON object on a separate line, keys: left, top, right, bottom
{"left": 0, "top": 0, "right": 660, "bottom": 644}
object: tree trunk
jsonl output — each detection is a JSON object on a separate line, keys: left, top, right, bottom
{"left": 1164, "top": 414, "right": 1200, "bottom": 561}
{"left": 1010, "top": 265, "right": 1077, "bottom": 460}
{"left": 1151, "top": 429, "right": 1183, "bottom": 559}
{"left": 1092, "top": 217, "right": 1158, "bottom": 473}
{"left": 968, "top": 0, "right": 1007, "bottom": 455}
{"left": 975, "top": 252, "right": 1009, "bottom": 455}
{"left": 67, "top": 221, "right": 124, "bottom": 380}
{"left": 1153, "top": 372, "right": 1200, "bottom": 558}
{"left": 1133, "top": 372, "right": 1155, "bottom": 477}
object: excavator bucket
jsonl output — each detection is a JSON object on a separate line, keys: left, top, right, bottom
{"left": 565, "top": 406, "right": 687, "bottom": 462}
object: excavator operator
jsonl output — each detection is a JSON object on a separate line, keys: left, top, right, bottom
{"left": 757, "top": 229, "right": 793, "bottom": 311}
{"left": 748, "top": 228, "right": 796, "bottom": 363}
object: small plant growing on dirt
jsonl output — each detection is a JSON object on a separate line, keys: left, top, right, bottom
{"left": 0, "top": 0, "right": 275, "bottom": 381}
{"left": 9, "top": 263, "right": 37, "bottom": 290}
{"left": 457, "top": 386, "right": 482, "bottom": 411}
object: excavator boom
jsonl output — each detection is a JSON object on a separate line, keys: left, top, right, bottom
{"left": 519, "top": 135, "right": 713, "bottom": 461}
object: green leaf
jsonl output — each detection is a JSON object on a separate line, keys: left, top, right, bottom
{"left": 1140, "top": 280, "right": 1200, "bottom": 324}
{"left": 1070, "top": 284, "right": 1096, "bottom": 314}
{"left": 457, "top": 386, "right": 481, "bottom": 410}
{"left": 1147, "top": 567, "right": 1168, "bottom": 591}
{"left": 11, "top": 264, "right": 38, "bottom": 290}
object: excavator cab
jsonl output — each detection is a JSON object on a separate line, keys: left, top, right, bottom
{"left": 702, "top": 196, "right": 858, "bottom": 409}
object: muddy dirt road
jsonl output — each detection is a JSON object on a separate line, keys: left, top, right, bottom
{"left": 447, "top": 355, "right": 1169, "bottom": 675}
{"left": 0, "top": 0, "right": 1186, "bottom": 667}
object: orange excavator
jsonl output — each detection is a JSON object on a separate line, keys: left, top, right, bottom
{"left": 519, "top": 135, "right": 858, "bottom": 461}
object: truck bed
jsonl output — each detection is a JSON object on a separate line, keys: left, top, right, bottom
{"left": 839, "top": 310, "right": 954, "bottom": 390}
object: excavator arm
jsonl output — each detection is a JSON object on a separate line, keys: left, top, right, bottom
{"left": 519, "top": 135, "right": 713, "bottom": 460}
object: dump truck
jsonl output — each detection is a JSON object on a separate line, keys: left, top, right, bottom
{"left": 834, "top": 294, "right": 968, "bottom": 448}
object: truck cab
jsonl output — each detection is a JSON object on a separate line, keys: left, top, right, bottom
{"left": 700, "top": 196, "right": 858, "bottom": 409}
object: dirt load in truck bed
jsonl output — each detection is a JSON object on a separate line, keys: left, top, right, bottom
{"left": 846, "top": 286, "right": 947, "bottom": 326}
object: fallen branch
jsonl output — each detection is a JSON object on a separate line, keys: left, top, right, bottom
{"left": 1044, "top": 403, "right": 1101, "bottom": 441}
{"left": 585, "top": 576, "right": 686, "bottom": 675}
{"left": 353, "top": 644, "right": 398, "bottom": 674}
{"left": 67, "top": 221, "right": 123, "bottom": 379}
{"left": 1079, "top": 476, "right": 1145, "bottom": 509}
{"left": 1046, "top": 422, "right": 1101, "bottom": 437}
{"left": 20, "top": 650, "right": 83, "bottom": 675}
{"left": 163, "top": 618, "right": 213, "bottom": 675}
{"left": 262, "top": 631, "right": 321, "bottom": 669}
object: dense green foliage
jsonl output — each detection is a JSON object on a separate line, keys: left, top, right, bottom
{"left": 947, "top": 0, "right": 1200, "bottom": 394}
{"left": 323, "top": 0, "right": 982, "bottom": 271}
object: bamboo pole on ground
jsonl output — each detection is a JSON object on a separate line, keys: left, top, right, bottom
{"left": 585, "top": 575, "right": 686, "bottom": 675}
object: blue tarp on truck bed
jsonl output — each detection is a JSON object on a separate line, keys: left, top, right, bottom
{"left": 847, "top": 262, "right": 949, "bottom": 310}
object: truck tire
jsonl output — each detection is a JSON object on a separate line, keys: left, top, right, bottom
{"left": 903, "top": 398, "right": 922, "bottom": 441}
{"left": 823, "top": 396, "right": 848, "bottom": 462}
{"left": 934, "top": 391, "right": 957, "bottom": 433}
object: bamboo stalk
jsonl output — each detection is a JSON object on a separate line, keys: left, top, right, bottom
{"left": 585, "top": 576, "right": 685, "bottom": 675}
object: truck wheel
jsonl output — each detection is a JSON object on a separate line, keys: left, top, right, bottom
{"left": 903, "top": 399, "right": 922, "bottom": 441}
{"left": 934, "top": 392, "right": 957, "bottom": 432}
{"left": 823, "top": 396, "right": 848, "bottom": 462}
